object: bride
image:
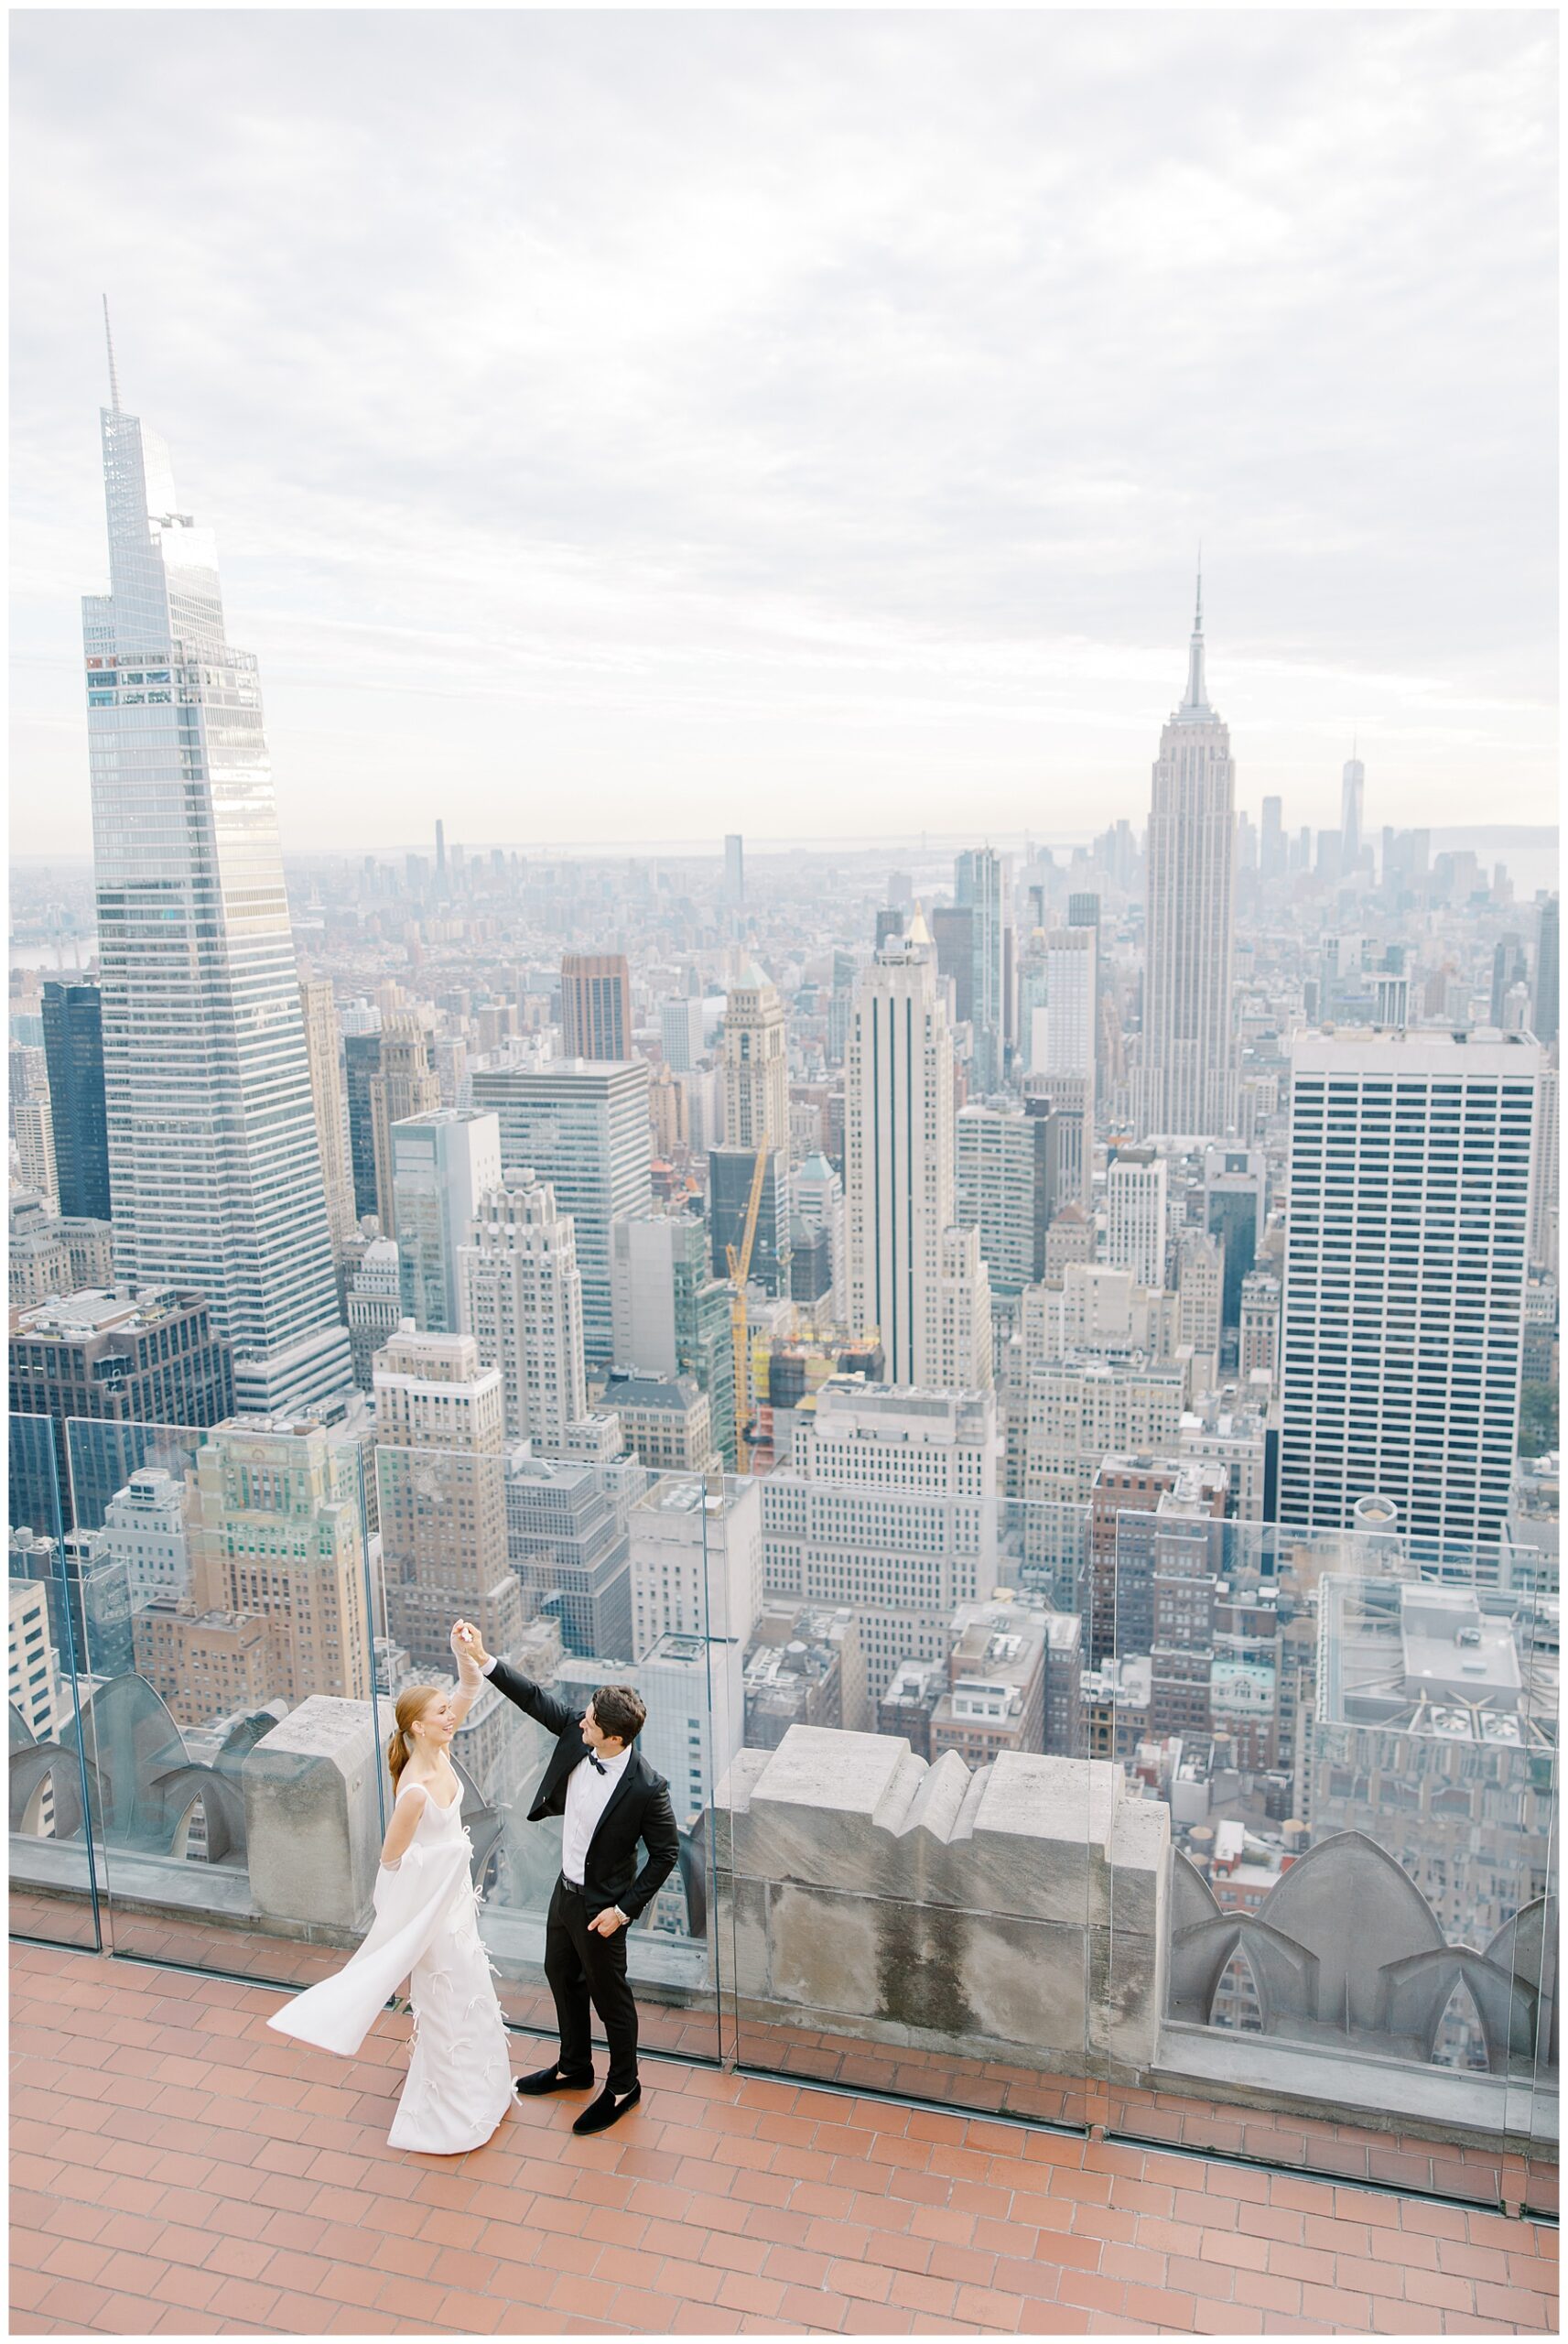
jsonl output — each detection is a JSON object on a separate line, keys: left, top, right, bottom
{"left": 267, "top": 1654, "right": 514, "bottom": 2154}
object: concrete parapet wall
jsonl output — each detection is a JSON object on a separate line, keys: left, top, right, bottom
{"left": 243, "top": 1697, "right": 389, "bottom": 1931}
{"left": 713, "top": 1726, "right": 1169, "bottom": 2072}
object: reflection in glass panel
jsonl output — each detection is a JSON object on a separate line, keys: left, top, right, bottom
{"left": 8, "top": 1415, "right": 102, "bottom": 1949}
{"left": 1106, "top": 1506, "right": 1558, "bottom": 2193}
{"left": 370, "top": 1441, "right": 720, "bottom": 2063}
{"left": 48, "top": 1412, "right": 380, "bottom": 1985}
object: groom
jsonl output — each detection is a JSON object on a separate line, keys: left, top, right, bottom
{"left": 450, "top": 1620, "right": 678, "bottom": 2135}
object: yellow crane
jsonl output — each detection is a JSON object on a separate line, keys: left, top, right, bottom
{"left": 725, "top": 1144, "right": 770, "bottom": 1473}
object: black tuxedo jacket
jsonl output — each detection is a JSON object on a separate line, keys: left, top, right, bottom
{"left": 487, "top": 1658, "right": 679, "bottom": 1925}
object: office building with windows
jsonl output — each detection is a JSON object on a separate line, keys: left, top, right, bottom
{"left": 470, "top": 1056, "right": 652, "bottom": 1368}
{"left": 759, "top": 1381, "right": 998, "bottom": 1701}
{"left": 82, "top": 364, "right": 350, "bottom": 1413}
{"left": 1279, "top": 1029, "right": 1538, "bottom": 1551}
{"left": 561, "top": 953, "right": 633, "bottom": 1062}
{"left": 40, "top": 982, "right": 110, "bottom": 1224}
{"left": 844, "top": 916, "right": 990, "bottom": 1388}
{"left": 390, "top": 1107, "right": 502, "bottom": 1336}
{"left": 460, "top": 1167, "right": 587, "bottom": 1449}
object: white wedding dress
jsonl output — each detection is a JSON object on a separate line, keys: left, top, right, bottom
{"left": 267, "top": 1781, "right": 514, "bottom": 2154}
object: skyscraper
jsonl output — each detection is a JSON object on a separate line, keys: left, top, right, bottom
{"left": 470, "top": 1057, "right": 653, "bottom": 1368}
{"left": 844, "top": 915, "right": 989, "bottom": 1386}
{"left": 955, "top": 1101, "right": 1061, "bottom": 1295}
{"left": 721, "top": 960, "right": 789, "bottom": 1152}
{"left": 1532, "top": 895, "right": 1559, "bottom": 1047}
{"left": 1260, "top": 795, "right": 1286, "bottom": 882}
{"left": 41, "top": 982, "right": 110, "bottom": 1223}
{"left": 1137, "top": 578, "right": 1237, "bottom": 1140}
{"left": 185, "top": 1417, "right": 373, "bottom": 1709}
{"left": 298, "top": 981, "right": 357, "bottom": 1288}
{"left": 708, "top": 956, "right": 792, "bottom": 1307}
{"left": 1279, "top": 1029, "right": 1538, "bottom": 1553}
{"left": 370, "top": 1017, "right": 441, "bottom": 1228}
{"left": 460, "top": 1167, "right": 588, "bottom": 1449}
{"left": 1106, "top": 1146, "right": 1168, "bottom": 1290}
{"left": 1339, "top": 754, "right": 1366, "bottom": 876}
{"left": 560, "top": 952, "right": 633, "bottom": 1061}
{"left": 391, "top": 1107, "right": 502, "bottom": 1334}
{"left": 81, "top": 334, "right": 350, "bottom": 1413}
{"left": 955, "top": 847, "right": 1007, "bottom": 1093}
{"left": 374, "top": 1328, "right": 525, "bottom": 1673}
{"left": 611, "top": 1206, "right": 737, "bottom": 1465}
{"left": 342, "top": 1021, "right": 383, "bottom": 1221}
{"left": 723, "top": 833, "right": 745, "bottom": 904}
{"left": 1489, "top": 934, "right": 1528, "bottom": 1030}
{"left": 1035, "top": 917, "right": 1097, "bottom": 1206}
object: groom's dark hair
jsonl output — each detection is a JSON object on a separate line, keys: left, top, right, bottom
{"left": 591, "top": 1685, "right": 646, "bottom": 1745}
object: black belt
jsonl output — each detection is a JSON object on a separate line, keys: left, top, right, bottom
{"left": 558, "top": 1873, "right": 586, "bottom": 1894}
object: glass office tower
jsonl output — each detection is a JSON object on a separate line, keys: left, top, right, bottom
{"left": 83, "top": 357, "right": 350, "bottom": 1412}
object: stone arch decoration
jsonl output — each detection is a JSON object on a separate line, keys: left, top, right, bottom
{"left": 1167, "top": 1831, "right": 1557, "bottom": 2077}
{"left": 148, "top": 1764, "right": 248, "bottom": 1866}
{"left": 10, "top": 1677, "right": 278, "bottom": 1867}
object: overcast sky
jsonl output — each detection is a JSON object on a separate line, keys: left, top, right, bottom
{"left": 10, "top": 9, "right": 1558, "bottom": 860}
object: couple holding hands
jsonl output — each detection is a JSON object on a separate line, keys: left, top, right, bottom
{"left": 269, "top": 1622, "right": 679, "bottom": 2154}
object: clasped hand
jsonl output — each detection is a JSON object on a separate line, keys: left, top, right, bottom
{"left": 450, "top": 1619, "right": 490, "bottom": 1676}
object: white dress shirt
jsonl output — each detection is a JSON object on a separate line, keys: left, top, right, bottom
{"left": 560, "top": 1742, "right": 632, "bottom": 1890}
{"left": 478, "top": 1653, "right": 631, "bottom": 1915}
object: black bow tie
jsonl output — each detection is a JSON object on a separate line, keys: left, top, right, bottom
{"left": 586, "top": 1752, "right": 607, "bottom": 1775}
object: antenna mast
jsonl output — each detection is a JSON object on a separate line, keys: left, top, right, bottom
{"left": 103, "top": 295, "right": 121, "bottom": 414}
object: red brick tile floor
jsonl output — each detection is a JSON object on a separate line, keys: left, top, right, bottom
{"left": 10, "top": 1942, "right": 1558, "bottom": 2338}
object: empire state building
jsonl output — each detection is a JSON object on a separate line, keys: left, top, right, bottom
{"left": 1136, "top": 580, "right": 1238, "bottom": 1141}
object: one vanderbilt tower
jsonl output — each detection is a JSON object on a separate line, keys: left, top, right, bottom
{"left": 82, "top": 313, "right": 351, "bottom": 1412}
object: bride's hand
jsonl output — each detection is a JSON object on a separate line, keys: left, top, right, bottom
{"left": 450, "top": 1620, "right": 491, "bottom": 1677}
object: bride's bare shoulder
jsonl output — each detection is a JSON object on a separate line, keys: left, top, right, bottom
{"left": 396, "top": 1779, "right": 431, "bottom": 1804}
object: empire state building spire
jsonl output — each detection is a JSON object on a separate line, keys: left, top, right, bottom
{"left": 1179, "top": 562, "right": 1209, "bottom": 718}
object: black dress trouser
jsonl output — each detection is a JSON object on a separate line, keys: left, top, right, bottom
{"left": 544, "top": 1876, "right": 639, "bottom": 2093}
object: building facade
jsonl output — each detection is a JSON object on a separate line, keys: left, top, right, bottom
{"left": 1136, "top": 581, "right": 1238, "bottom": 1140}
{"left": 460, "top": 1168, "right": 587, "bottom": 1449}
{"left": 391, "top": 1108, "right": 503, "bottom": 1336}
{"left": 1280, "top": 1030, "right": 1538, "bottom": 1552}
{"left": 844, "top": 917, "right": 989, "bottom": 1387}
{"left": 561, "top": 953, "right": 633, "bottom": 1062}
{"left": 470, "top": 1057, "right": 653, "bottom": 1369}
{"left": 41, "top": 981, "right": 110, "bottom": 1224}
{"left": 82, "top": 376, "right": 350, "bottom": 1413}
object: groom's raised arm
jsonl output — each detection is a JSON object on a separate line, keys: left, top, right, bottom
{"left": 486, "top": 1655, "right": 579, "bottom": 1739}
{"left": 452, "top": 1622, "right": 579, "bottom": 1739}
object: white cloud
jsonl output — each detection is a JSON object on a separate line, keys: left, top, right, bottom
{"left": 9, "top": 9, "right": 1557, "bottom": 855}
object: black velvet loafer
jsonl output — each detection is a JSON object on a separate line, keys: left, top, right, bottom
{"left": 572, "top": 2082, "right": 641, "bottom": 2134}
{"left": 514, "top": 2063, "right": 595, "bottom": 2097}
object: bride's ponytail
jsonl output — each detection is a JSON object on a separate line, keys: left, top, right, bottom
{"left": 387, "top": 1685, "right": 438, "bottom": 1786}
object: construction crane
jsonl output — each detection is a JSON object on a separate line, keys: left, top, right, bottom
{"left": 725, "top": 1145, "right": 770, "bottom": 1473}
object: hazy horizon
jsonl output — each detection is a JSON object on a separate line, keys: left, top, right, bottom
{"left": 11, "top": 11, "right": 1558, "bottom": 861}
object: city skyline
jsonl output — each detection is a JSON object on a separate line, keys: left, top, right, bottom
{"left": 11, "top": 11, "right": 1558, "bottom": 859}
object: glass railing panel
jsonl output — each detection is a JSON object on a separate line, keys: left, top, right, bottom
{"left": 715, "top": 1478, "right": 1099, "bottom": 2132}
{"left": 61, "top": 1412, "right": 382, "bottom": 1989}
{"left": 1503, "top": 1573, "right": 1558, "bottom": 2218}
{"left": 1102, "top": 1506, "right": 1559, "bottom": 2203}
{"left": 8, "top": 1413, "right": 103, "bottom": 1949}
{"left": 373, "top": 1443, "right": 723, "bottom": 2067}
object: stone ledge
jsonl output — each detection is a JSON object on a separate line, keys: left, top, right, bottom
{"left": 1154, "top": 2021, "right": 1559, "bottom": 2152}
